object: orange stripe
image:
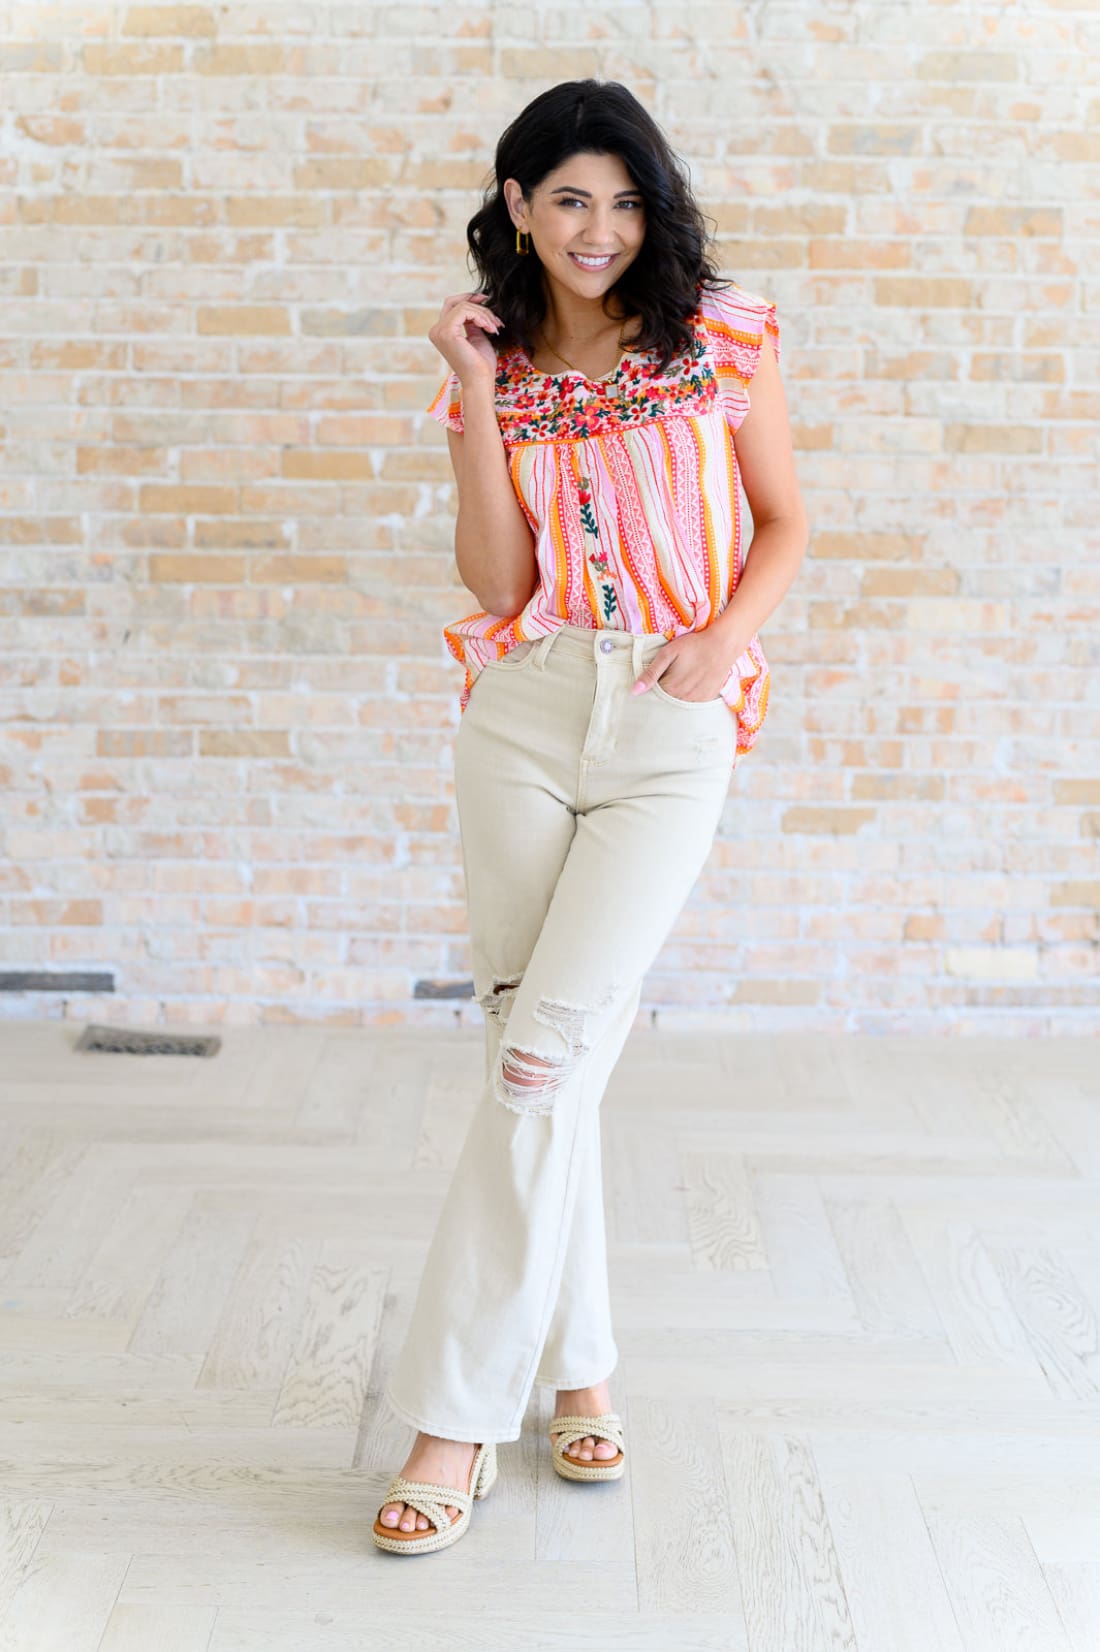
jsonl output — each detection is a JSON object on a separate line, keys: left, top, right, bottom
{"left": 651, "top": 425, "right": 695, "bottom": 627}
{"left": 425, "top": 377, "right": 447, "bottom": 418}
{"left": 509, "top": 447, "right": 539, "bottom": 537}
{"left": 546, "top": 449, "right": 572, "bottom": 617}
{"left": 425, "top": 371, "right": 459, "bottom": 421}
{"left": 706, "top": 299, "right": 779, "bottom": 383}
{"left": 689, "top": 420, "right": 718, "bottom": 617}
{"left": 722, "top": 412, "right": 742, "bottom": 595}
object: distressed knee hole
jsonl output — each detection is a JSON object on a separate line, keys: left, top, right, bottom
{"left": 495, "top": 1046, "right": 571, "bottom": 1115}
{"left": 491, "top": 993, "right": 597, "bottom": 1116}
{"left": 481, "top": 977, "right": 521, "bottom": 1024}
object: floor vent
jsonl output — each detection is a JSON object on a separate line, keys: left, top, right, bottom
{"left": 414, "top": 978, "right": 474, "bottom": 999}
{"left": 75, "top": 1025, "right": 221, "bottom": 1058}
{"left": 0, "top": 971, "right": 115, "bottom": 993}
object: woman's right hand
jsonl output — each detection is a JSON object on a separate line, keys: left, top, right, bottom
{"left": 428, "top": 290, "right": 503, "bottom": 387}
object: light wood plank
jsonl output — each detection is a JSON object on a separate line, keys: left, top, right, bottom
{"left": 0, "top": 1025, "right": 1097, "bottom": 1650}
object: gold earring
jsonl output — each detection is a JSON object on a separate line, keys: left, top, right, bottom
{"left": 515, "top": 226, "right": 530, "bottom": 256}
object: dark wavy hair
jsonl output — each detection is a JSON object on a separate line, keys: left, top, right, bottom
{"left": 463, "top": 80, "right": 733, "bottom": 377}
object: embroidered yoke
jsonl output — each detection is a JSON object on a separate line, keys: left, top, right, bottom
{"left": 425, "top": 280, "right": 782, "bottom": 770}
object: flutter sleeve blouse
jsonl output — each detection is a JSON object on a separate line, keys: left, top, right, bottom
{"left": 425, "top": 279, "right": 782, "bottom": 769}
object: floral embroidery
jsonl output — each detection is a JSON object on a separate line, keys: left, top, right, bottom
{"left": 426, "top": 285, "right": 779, "bottom": 447}
{"left": 577, "top": 476, "right": 598, "bottom": 535}
{"left": 487, "top": 314, "right": 718, "bottom": 448}
{"left": 578, "top": 474, "right": 618, "bottom": 622}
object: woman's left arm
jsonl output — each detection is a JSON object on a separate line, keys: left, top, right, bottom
{"left": 708, "top": 330, "right": 809, "bottom": 661}
{"left": 632, "top": 332, "right": 809, "bottom": 700}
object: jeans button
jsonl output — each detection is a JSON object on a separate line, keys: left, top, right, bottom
{"left": 599, "top": 637, "right": 614, "bottom": 653}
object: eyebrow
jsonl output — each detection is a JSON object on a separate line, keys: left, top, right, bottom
{"left": 548, "top": 186, "right": 643, "bottom": 198}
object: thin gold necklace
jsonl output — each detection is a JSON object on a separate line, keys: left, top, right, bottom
{"left": 534, "top": 319, "right": 635, "bottom": 378}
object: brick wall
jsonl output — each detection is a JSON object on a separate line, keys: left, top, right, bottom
{"left": 1, "top": 5, "right": 1096, "bottom": 1034}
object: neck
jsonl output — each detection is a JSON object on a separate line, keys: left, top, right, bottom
{"left": 542, "top": 280, "right": 628, "bottom": 344}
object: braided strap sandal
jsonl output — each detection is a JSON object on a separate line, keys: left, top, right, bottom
{"left": 548, "top": 1412, "right": 626, "bottom": 1482}
{"left": 371, "top": 1439, "right": 497, "bottom": 1555}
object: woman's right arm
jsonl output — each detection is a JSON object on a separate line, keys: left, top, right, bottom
{"left": 430, "top": 292, "right": 538, "bottom": 618}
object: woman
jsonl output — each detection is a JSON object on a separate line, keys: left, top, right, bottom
{"left": 374, "top": 79, "right": 807, "bottom": 1556}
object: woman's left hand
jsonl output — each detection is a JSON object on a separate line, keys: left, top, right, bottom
{"left": 631, "top": 628, "right": 742, "bottom": 702}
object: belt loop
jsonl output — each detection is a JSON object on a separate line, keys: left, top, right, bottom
{"left": 631, "top": 633, "right": 644, "bottom": 680}
{"left": 532, "top": 629, "right": 555, "bottom": 672}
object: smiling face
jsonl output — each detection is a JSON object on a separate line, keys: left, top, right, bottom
{"left": 503, "top": 150, "right": 646, "bottom": 313}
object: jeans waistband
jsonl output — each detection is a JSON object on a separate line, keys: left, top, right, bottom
{"left": 538, "top": 624, "right": 673, "bottom": 664}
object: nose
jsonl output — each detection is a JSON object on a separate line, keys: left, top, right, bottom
{"left": 582, "top": 205, "right": 625, "bottom": 243}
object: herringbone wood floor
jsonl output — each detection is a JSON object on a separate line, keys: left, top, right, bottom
{"left": 0, "top": 1024, "right": 1097, "bottom": 1651}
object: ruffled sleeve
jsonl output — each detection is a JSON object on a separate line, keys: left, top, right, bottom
{"left": 425, "top": 367, "right": 464, "bottom": 433}
{"left": 696, "top": 282, "right": 781, "bottom": 434}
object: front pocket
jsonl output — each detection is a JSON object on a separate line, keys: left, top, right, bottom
{"left": 645, "top": 640, "right": 724, "bottom": 707}
{"left": 481, "top": 639, "right": 538, "bottom": 673}
{"left": 649, "top": 677, "right": 723, "bottom": 708}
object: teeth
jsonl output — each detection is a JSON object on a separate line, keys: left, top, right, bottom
{"left": 572, "top": 253, "right": 614, "bottom": 268}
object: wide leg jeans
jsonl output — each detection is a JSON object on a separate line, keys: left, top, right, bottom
{"left": 383, "top": 623, "right": 736, "bottom": 1444}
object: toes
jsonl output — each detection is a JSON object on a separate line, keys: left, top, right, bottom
{"left": 384, "top": 1502, "right": 458, "bottom": 1533}
{"left": 561, "top": 1434, "right": 618, "bottom": 1461}
{"left": 380, "top": 1461, "right": 474, "bottom": 1537}
{"left": 380, "top": 1492, "right": 462, "bottom": 1536}
{"left": 389, "top": 1501, "right": 422, "bottom": 1532}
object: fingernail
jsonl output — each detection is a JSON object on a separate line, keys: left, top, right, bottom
{"left": 632, "top": 681, "right": 647, "bottom": 695}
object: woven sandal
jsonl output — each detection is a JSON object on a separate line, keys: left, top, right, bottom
{"left": 548, "top": 1412, "right": 626, "bottom": 1482}
{"left": 371, "top": 1439, "right": 497, "bottom": 1555}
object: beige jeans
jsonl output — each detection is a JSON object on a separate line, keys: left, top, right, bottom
{"left": 384, "top": 623, "right": 737, "bottom": 1444}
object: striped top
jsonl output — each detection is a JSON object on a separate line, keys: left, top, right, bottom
{"left": 425, "top": 280, "right": 782, "bottom": 769}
